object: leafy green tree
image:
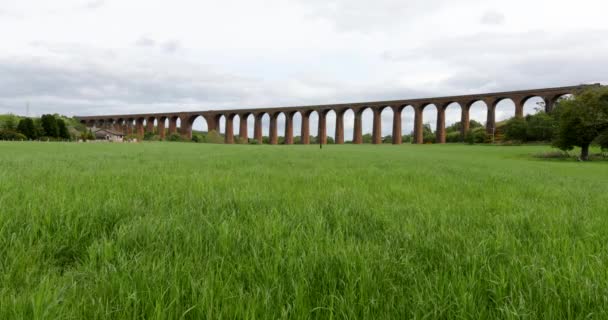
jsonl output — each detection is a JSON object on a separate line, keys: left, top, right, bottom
{"left": 445, "top": 120, "right": 483, "bottom": 133}
{"left": 362, "top": 133, "right": 372, "bottom": 144}
{"left": 446, "top": 131, "right": 461, "bottom": 143}
{"left": 40, "top": 114, "right": 59, "bottom": 137}
{"left": 525, "top": 112, "right": 555, "bottom": 141}
{"left": 17, "top": 118, "right": 37, "bottom": 139}
{"left": 422, "top": 123, "right": 434, "bottom": 144}
{"left": 595, "top": 130, "right": 608, "bottom": 153}
{"left": 504, "top": 118, "right": 528, "bottom": 142}
{"left": 2, "top": 114, "right": 18, "bottom": 131}
{"left": 553, "top": 87, "right": 608, "bottom": 161}
{"left": 57, "top": 118, "right": 70, "bottom": 140}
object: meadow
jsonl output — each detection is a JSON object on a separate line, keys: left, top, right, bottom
{"left": 0, "top": 142, "right": 607, "bottom": 319}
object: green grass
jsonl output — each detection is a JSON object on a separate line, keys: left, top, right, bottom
{"left": 1, "top": 142, "right": 607, "bottom": 319}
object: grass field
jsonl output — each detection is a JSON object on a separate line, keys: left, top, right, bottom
{"left": 1, "top": 142, "right": 607, "bottom": 319}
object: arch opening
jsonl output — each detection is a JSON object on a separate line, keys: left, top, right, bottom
{"left": 421, "top": 104, "right": 437, "bottom": 144}
{"left": 343, "top": 109, "right": 355, "bottom": 143}
{"left": 444, "top": 102, "right": 462, "bottom": 143}
{"left": 380, "top": 106, "right": 394, "bottom": 143}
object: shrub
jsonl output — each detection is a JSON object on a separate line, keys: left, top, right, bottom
{"left": 249, "top": 139, "right": 260, "bottom": 145}
{"left": 0, "top": 130, "right": 27, "bottom": 141}
{"left": 504, "top": 118, "right": 528, "bottom": 142}
{"left": 144, "top": 132, "right": 158, "bottom": 141}
{"left": 401, "top": 135, "right": 412, "bottom": 143}
{"left": 235, "top": 137, "right": 248, "bottom": 144}
{"left": 446, "top": 131, "right": 461, "bottom": 143}
{"left": 166, "top": 133, "right": 183, "bottom": 142}
{"left": 205, "top": 130, "right": 224, "bottom": 144}
{"left": 464, "top": 128, "right": 487, "bottom": 144}
{"left": 526, "top": 112, "right": 555, "bottom": 141}
{"left": 464, "top": 130, "right": 475, "bottom": 145}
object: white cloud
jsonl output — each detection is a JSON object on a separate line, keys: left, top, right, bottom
{"left": 480, "top": 11, "right": 505, "bottom": 26}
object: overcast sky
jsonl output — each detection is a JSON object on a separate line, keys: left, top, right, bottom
{"left": 0, "top": 0, "right": 606, "bottom": 136}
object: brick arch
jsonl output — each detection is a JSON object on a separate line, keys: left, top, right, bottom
{"left": 74, "top": 84, "right": 600, "bottom": 145}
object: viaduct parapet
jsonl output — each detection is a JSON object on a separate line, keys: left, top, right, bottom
{"left": 76, "top": 84, "right": 600, "bottom": 144}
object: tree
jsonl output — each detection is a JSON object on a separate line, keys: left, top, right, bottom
{"left": 525, "top": 112, "right": 555, "bottom": 141}
{"left": 445, "top": 119, "right": 483, "bottom": 133}
{"left": 57, "top": 118, "right": 70, "bottom": 140}
{"left": 553, "top": 87, "right": 608, "bottom": 160}
{"left": 2, "top": 114, "right": 18, "bottom": 131}
{"left": 40, "top": 114, "right": 59, "bottom": 138}
{"left": 504, "top": 118, "right": 528, "bottom": 142}
{"left": 422, "top": 123, "right": 434, "bottom": 144}
{"left": 17, "top": 118, "right": 37, "bottom": 140}
{"left": 596, "top": 130, "right": 608, "bottom": 153}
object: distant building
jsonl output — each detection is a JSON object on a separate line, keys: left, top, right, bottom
{"left": 93, "top": 128, "right": 125, "bottom": 142}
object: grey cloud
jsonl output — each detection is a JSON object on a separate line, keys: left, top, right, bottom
{"left": 384, "top": 30, "right": 608, "bottom": 93}
{"left": 0, "top": 56, "right": 259, "bottom": 116}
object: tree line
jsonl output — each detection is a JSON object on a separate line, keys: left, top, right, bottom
{"left": 0, "top": 114, "right": 72, "bottom": 141}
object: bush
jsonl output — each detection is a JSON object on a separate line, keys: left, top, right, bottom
{"left": 526, "top": 112, "right": 555, "bottom": 141}
{"left": 0, "top": 130, "right": 27, "bottom": 141}
{"left": 464, "top": 130, "right": 475, "bottom": 145}
{"left": 249, "top": 139, "right": 260, "bottom": 145}
{"left": 464, "top": 128, "right": 486, "bottom": 144}
{"left": 446, "top": 131, "right": 461, "bottom": 143}
{"left": 166, "top": 133, "right": 183, "bottom": 142}
{"left": 504, "top": 118, "right": 528, "bottom": 142}
{"left": 205, "top": 130, "right": 224, "bottom": 144}
{"left": 144, "top": 132, "right": 159, "bottom": 141}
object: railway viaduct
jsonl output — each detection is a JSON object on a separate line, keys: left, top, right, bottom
{"left": 76, "top": 84, "right": 600, "bottom": 144}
